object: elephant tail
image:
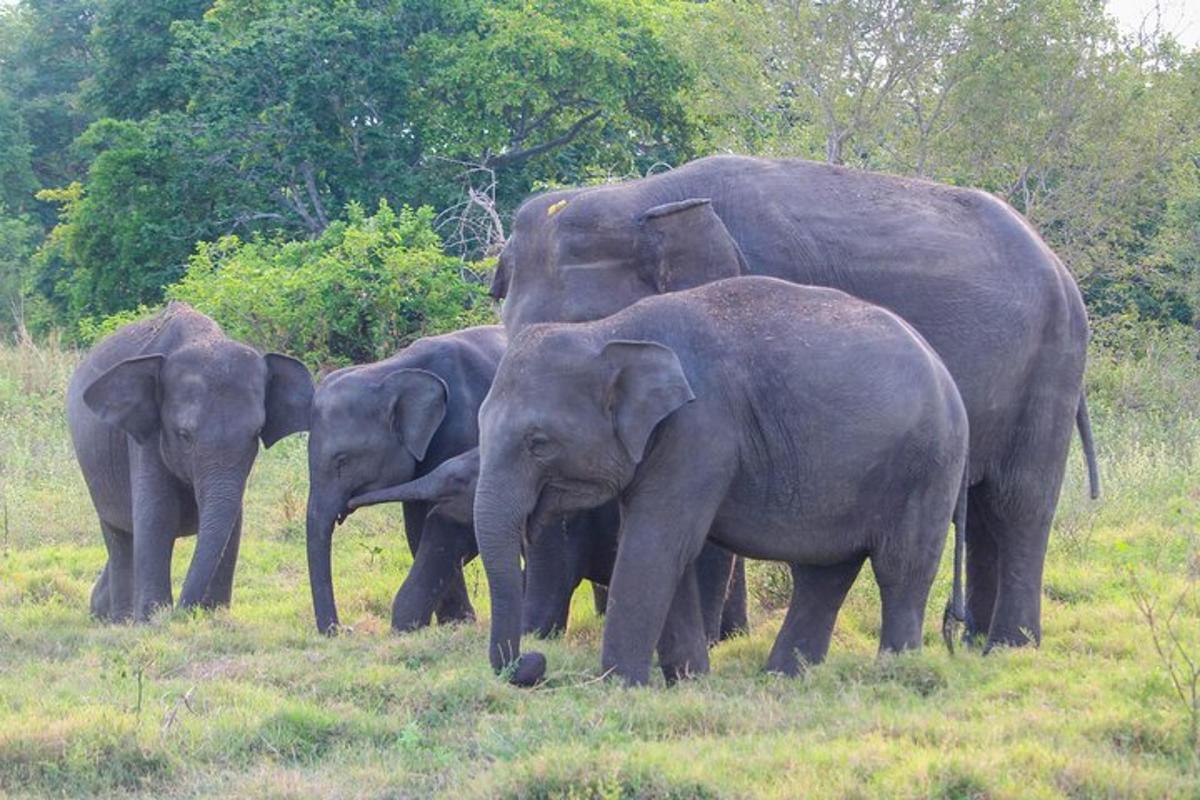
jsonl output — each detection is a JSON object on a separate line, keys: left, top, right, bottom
{"left": 942, "top": 461, "right": 968, "bottom": 655}
{"left": 1077, "top": 393, "right": 1100, "bottom": 500}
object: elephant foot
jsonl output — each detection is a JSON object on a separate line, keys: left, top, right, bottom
{"left": 660, "top": 655, "right": 709, "bottom": 686}
{"left": 982, "top": 626, "right": 1040, "bottom": 654}
{"left": 434, "top": 605, "right": 476, "bottom": 626}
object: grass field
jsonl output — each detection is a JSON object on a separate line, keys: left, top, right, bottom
{"left": 1, "top": 329, "right": 1198, "bottom": 799}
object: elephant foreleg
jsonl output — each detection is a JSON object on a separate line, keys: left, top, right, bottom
{"left": 392, "top": 517, "right": 474, "bottom": 632}
{"left": 655, "top": 563, "right": 710, "bottom": 684}
{"left": 200, "top": 512, "right": 242, "bottom": 610}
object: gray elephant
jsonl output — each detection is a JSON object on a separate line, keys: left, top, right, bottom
{"left": 491, "top": 155, "right": 1097, "bottom": 651}
{"left": 303, "top": 326, "right": 505, "bottom": 635}
{"left": 474, "top": 277, "right": 969, "bottom": 687}
{"left": 67, "top": 302, "right": 313, "bottom": 621}
{"left": 348, "top": 449, "right": 745, "bottom": 642}
{"left": 347, "top": 451, "right": 617, "bottom": 637}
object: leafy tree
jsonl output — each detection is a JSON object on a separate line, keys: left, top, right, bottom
{"left": 30, "top": 117, "right": 230, "bottom": 326}
{"left": 0, "top": 88, "right": 37, "bottom": 214}
{"left": 32, "top": 0, "right": 697, "bottom": 328}
{"left": 0, "top": 0, "right": 98, "bottom": 221}
{"left": 0, "top": 207, "right": 40, "bottom": 329}
{"left": 679, "top": 0, "right": 1200, "bottom": 325}
{"left": 163, "top": 201, "right": 495, "bottom": 369}
{"left": 87, "top": 0, "right": 209, "bottom": 118}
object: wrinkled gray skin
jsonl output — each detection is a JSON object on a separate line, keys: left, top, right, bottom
{"left": 67, "top": 303, "right": 313, "bottom": 621}
{"left": 303, "top": 326, "right": 506, "bottom": 635}
{"left": 494, "top": 155, "right": 1097, "bottom": 651}
{"left": 475, "top": 277, "right": 969, "bottom": 687}
{"left": 348, "top": 452, "right": 617, "bottom": 637}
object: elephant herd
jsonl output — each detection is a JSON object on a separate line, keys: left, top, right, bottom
{"left": 67, "top": 155, "right": 1098, "bottom": 687}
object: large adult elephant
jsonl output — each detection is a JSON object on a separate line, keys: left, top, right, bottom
{"left": 491, "top": 155, "right": 1099, "bottom": 650}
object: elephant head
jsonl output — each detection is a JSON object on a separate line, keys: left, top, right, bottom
{"left": 304, "top": 365, "right": 449, "bottom": 634}
{"left": 347, "top": 447, "right": 479, "bottom": 527}
{"left": 83, "top": 343, "right": 312, "bottom": 607}
{"left": 494, "top": 192, "right": 748, "bottom": 332}
{"left": 474, "top": 329, "right": 693, "bottom": 684}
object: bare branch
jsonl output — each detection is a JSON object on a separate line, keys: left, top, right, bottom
{"left": 485, "top": 109, "right": 603, "bottom": 169}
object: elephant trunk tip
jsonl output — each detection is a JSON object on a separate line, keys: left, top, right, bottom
{"left": 505, "top": 651, "right": 547, "bottom": 687}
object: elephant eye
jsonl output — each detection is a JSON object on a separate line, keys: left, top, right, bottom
{"left": 176, "top": 428, "right": 194, "bottom": 445}
{"left": 527, "top": 432, "right": 558, "bottom": 459}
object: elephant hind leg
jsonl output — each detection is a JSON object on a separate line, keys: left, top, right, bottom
{"left": 964, "top": 484, "right": 1000, "bottom": 646}
{"left": 434, "top": 566, "right": 476, "bottom": 625}
{"left": 695, "top": 541, "right": 736, "bottom": 645}
{"left": 978, "top": 402, "right": 1076, "bottom": 651}
{"left": 97, "top": 522, "right": 134, "bottom": 622}
{"left": 591, "top": 583, "right": 609, "bottom": 616}
{"left": 766, "top": 556, "right": 865, "bottom": 675}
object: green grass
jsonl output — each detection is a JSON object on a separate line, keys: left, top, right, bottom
{"left": 1, "top": 329, "right": 1198, "bottom": 798}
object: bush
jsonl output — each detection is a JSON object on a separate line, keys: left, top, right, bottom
{"left": 162, "top": 201, "right": 495, "bottom": 370}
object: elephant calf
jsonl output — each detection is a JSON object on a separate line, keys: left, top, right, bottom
{"left": 303, "top": 325, "right": 507, "bottom": 635}
{"left": 473, "top": 276, "right": 969, "bottom": 686}
{"left": 348, "top": 450, "right": 619, "bottom": 638}
{"left": 68, "top": 302, "right": 314, "bottom": 622}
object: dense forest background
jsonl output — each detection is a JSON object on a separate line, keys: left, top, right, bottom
{"left": 0, "top": 0, "right": 1196, "bottom": 362}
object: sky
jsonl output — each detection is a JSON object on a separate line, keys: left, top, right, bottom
{"left": 1105, "top": 0, "right": 1200, "bottom": 46}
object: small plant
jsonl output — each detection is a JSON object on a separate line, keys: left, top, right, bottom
{"left": 358, "top": 541, "right": 386, "bottom": 567}
{"left": 101, "top": 643, "right": 159, "bottom": 717}
{"left": 1129, "top": 557, "right": 1200, "bottom": 759}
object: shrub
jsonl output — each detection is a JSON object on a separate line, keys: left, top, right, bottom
{"left": 162, "top": 200, "right": 495, "bottom": 370}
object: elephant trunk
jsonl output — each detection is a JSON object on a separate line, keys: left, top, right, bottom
{"left": 178, "top": 472, "right": 247, "bottom": 608}
{"left": 306, "top": 493, "right": 342, "bottom": 635}
{"left": 474, "top": 470, "right": 545, "bottom": 686}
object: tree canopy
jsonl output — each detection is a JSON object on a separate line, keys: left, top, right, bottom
{"left": 0, "top": 0, "right": 1196, "bottom": 340}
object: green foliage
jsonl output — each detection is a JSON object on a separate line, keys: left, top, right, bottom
{"left": 30, "top": 119, "right": 211, "bottom": 327}
{"left": 2, "top": 0, "right": 1199, "bottom": 343}
{"left": 0, "top": 89, "right": 37, "bottom": 215}
{"left": 0, "top": 0, "right": 98, "bottom": 223}
{"left": 0, "top": 208, "right": 39, "bottom": 328}
{"left": 166, "top": 201, "right": 495, "bottom": 369}
{"left": 677, "top": 0, "right": 1200, "bottom": 326}
{"left": 75, "top": 304, "right": 155, "bottom": 348}
{"left": 18, "top": 0, "right": 695, "bottom": 336}
{"left": 87, "top": 0, "right": 210, "bottom": 119}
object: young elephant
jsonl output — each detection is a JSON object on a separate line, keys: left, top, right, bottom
{"left": 348, "top": 450, "right": 618, "bottom": 637}
{"left": 67, "top": 302, "right": 313, "bottom": 622}
{"left": 474, "top": 277, "right": 969, "bottom": 686}
{"left": 304, "top": 326, "right": 506, "bottom": 635}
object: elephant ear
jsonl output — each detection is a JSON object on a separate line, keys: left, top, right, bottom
{"left": 263, "top": 353, "right": 315, "bottom": 448}
{"left": 602, "top": 340, "right": 695, "bottom": 463}
{"left": 82, "top": 354, "right": 165, "bottom": 445}
{"left": 490, "top": 249, "right": 511, "bottom": 300}
{"left": 636, "top": 198, "right": 748, "bottom": 293}
{"left": 381, "top": 368, "right": 449, "bottom": 461}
